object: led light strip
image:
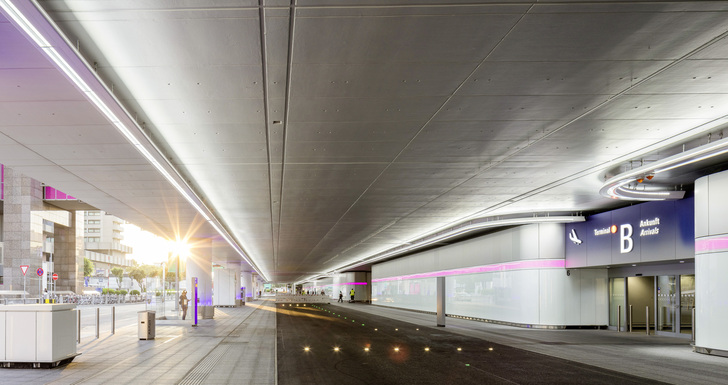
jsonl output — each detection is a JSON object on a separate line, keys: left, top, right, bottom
{"left": 319, "top": 215, "right": 583, "bottom": 280}
{"left": 600, "top": 118, "right": 728, "bottom": 201}
{"left": 695, "top": 236, "right": 728, "bottom": 254}
{"left": 0, "top": 0, "right": 269, "bottom": 281}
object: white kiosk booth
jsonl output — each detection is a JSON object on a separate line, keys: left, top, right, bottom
{"left": 0, "top": 304, "right": 79, "bottom": 367}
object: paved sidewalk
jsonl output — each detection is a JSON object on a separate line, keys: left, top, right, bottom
{"left": 0, "top": 300, "right": 276, "bottom": 385}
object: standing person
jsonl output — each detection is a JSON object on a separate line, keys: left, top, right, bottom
{"left": 350, "top": 288, "right": 355, "bottom": 303}
{"left": 338, "top": 291, "right": 343, "bottom": 303}
{"left": 179, "top": 290, "right": 189, "bottom": 320}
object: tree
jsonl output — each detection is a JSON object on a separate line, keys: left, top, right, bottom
{"left": 84, "top": 258, "right": 94, "bottom": 277}
{"left": 128, "top": 265, "right": 147, "bottom": 292}
{"left": 111, "top": 267, "right": 124, "bottom": 289}
{"left": 128, "top": 264, "right": 162, "bottom": 293}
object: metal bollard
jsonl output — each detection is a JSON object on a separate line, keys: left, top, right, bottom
{"left": 77, "top": 308, "right": 81, "bottom": 344}
{"left": 692, "top": 307, "right": 696, "bottom": 342}
{"left": 112, "top": 306, "right": 116, "bottom": 335}
{"left": 629, "top": 305, "right": 633, "bottom": 333}
{"left": 617, "top": 305, "right": 621, "bottom": 332}
{"left": 646, "top": 306, "right": 650, "bottom": 335}
{"left": 96, "top": 307, "right": 100, "bottom": 339}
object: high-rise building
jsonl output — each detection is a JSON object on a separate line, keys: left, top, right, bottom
{"left": 83, "top": 210, "right": 134, "bottom": 288}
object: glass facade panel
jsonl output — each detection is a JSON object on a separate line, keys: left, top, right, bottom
{"left": 372, "top": 278, "right": 436, "bottom": 313}
{"left": 680, "top": 274, "right": 695, "bottom": 334}
{"left": 609, "top": 278, "right": 625, "bottom": 329}
{"left": 657, "top": 275, "right": 677, "bottom": 332}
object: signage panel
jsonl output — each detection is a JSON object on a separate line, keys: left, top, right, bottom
{"left": 611, "top": 205, "right": 640, "bottom": 264}
{"left": 565, "top": 198, "right": 695, "bottom": 267}
{"left": 585, "top": 211, "right": 613, "bottom": 266}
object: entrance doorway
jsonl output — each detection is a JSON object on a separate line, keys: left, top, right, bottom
{"left": 609, "top": 272, "right": 695, "bottom": 338}
{"left": 627, "top": 276, "right": 654, "bottom": 331}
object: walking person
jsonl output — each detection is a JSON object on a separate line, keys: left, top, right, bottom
{"left": 338, "top": 291, "right": 343, "bottom": 303}
{"left": 179, "top": 290, "right": 189, "bottom": 320}
{"left": 350, "top": 288, "right": 355, "bottom": 303}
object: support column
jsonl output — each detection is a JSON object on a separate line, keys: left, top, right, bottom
{"left": 53, "top": 211, "right": 84, "bottom": 293}
{"left": 2, "top": 168, "right": 44, "bottom": 296}
{"left": 241, "top": 271, "right": 253, "bottom": 302}
{"left": 437, "top": 276, "right": 446, "bottom": 327}
{"left": 187, "top": 238, "right": 213, "bottom": 319}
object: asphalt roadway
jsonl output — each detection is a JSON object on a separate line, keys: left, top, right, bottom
{"left": 276, "top": 303, "right": 667, "bottom": 385}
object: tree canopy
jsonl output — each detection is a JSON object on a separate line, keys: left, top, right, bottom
{"left": 84, "top": 258, "right": 94, "bottom": 277}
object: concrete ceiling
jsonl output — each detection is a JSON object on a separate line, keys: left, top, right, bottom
{"left": 2, "top": 1, "right": 728, "bottom": 282}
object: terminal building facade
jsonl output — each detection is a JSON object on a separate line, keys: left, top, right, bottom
{"left": 303, "top": 169, "right": 728, "bottom": 357}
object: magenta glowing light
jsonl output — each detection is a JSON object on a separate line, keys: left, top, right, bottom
{"left": 695, "top": 236, "right": 728, "bottom": 253}
{"left": 372, "top": 259, "right": 566, "bottom": 282}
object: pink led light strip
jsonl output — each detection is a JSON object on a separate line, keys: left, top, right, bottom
{"left": 372, "top": 259, "right": 565, "bottom": 283}
{"left": 695, "top": 236, "right": 728, "bottom": 253}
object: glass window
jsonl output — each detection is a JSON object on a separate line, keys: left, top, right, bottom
{"left": 609, "top": 278, "right": 626, "bottom": 329}
{"left": 680, "top": 275, "right": 695, "bottom": 334}
{"left": 657, "top": 275, "right": 677, "bottom": 332}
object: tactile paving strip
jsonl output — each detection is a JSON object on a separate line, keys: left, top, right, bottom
{"left": 178, "top": 344, "right": 232, "bottom": 385}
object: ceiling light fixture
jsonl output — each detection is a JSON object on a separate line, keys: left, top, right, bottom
{"left": 601, "top": 119, "right": 728, "bottom": 201}
{"left": 0, "top": 0, "right": 269, "bottom": 281}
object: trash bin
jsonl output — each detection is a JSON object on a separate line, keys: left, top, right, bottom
{"left": 138, "top": 310, "right": 156, "bottom": 340}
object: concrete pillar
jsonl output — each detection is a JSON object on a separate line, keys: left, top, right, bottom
{"left": 186, "top": 238, "right": 213, "bottom": 319}
{"left": 437, "top": 276, "right": 446, "bottom": 327}
{"left": 241, "top": 271, "right": 253, "bottom": 302}
{"left": 354, "top": 271, "right": 369, "bottom": 302}
{"left": 53, "top": 211, "right": 84, "bottom": 293}
{"left": 2, "top": 168, "right": 44, "bottom": 296}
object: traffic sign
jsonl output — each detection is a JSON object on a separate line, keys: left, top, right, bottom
{"left": 20, "top": 265, "right": 29, "bottom": 276}
{"left": 52, "top": 273, "right": 58, "bottom": 281}
{"left": 36, "top": 268, "right": 44, "bottom": 277}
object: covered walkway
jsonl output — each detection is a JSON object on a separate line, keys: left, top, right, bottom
{"left": 1, "top": 299, "right": 727, "bottom": 384}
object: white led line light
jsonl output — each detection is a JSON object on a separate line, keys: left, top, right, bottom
{"left": 600, "top": 131, "right": 728, "bottom": 202}
{"left": 0, "top": 0, "right": 268, "bottom": 281}
{"left": 327, "top": 215, "right": 584, "bottom": 275}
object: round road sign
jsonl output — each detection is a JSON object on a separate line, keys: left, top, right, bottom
{"left": 52, "top": 273, "right": 58, "bottom": 281}
{"left": 36, "top": 268, "right": 44, "bottom": 277}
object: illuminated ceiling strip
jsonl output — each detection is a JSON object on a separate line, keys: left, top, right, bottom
{"left": 600, "top": 119, "right": 728, "bottom": 201}
{"left": 327, "top": 215, "right": 583, "bottom": 276}
{"left": 0, "top": 0, "right": 269, "bottom": 281}
{"left": 372, "top": 259, "right": 566, "bottom": 282}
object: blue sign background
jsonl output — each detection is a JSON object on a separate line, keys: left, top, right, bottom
{"left": 566, "top": 198, "right": 694, "bottom": 268}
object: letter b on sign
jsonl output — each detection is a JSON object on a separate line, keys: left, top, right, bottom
{"left": 620, "top": 224, "right": 633, "bottom": 253}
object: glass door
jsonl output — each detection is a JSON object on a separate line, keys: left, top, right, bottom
{"left": 609, "top": 278, "right": 626, "bottom": 330}
{"left": 680, "top": 275, "right": 695, "bottom": 335}
{"left": 656, "top": 275, "right": 677, "bottom": 333}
